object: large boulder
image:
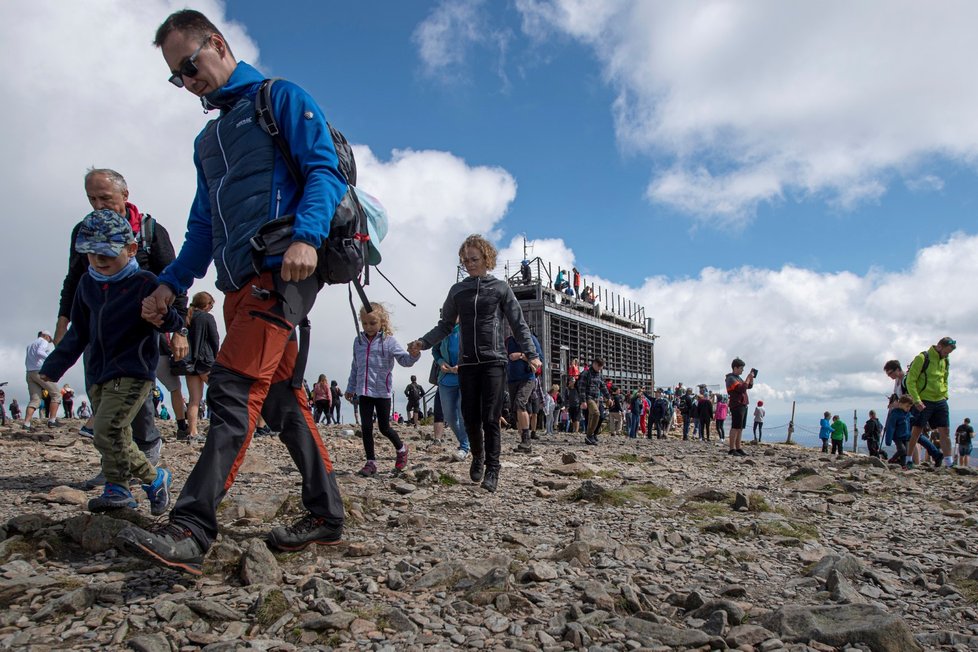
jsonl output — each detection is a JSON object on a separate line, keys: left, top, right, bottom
{"left": 760, "top": 603, "right": 922, "bottom": 652}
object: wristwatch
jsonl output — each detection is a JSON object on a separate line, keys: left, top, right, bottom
{"left": 176, "top": 328, "right": 189, "bottom": 337}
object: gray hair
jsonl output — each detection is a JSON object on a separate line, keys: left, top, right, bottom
{"left": 84, "top": 167, "right": 128, "bottom": 193}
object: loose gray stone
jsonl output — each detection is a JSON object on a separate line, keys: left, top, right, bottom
{"left": 759, "top": 603, "right": 923, "bottom": 652}
{"left": 240, "top": 538, "right": 282, "bottom": 586}
{"left": 615, "top": 617, "right": 712, "bottom": 647}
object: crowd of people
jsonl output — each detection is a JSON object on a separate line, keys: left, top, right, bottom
{"left": 5, "top": 9, "right": 969, "bottom": 581}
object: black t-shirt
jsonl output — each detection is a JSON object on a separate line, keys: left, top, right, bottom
{"left": 956, "top": 424, "right": 974, "bottom": 446}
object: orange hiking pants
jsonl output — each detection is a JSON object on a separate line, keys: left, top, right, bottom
{"left": 170, "top": 272, "right": 344, "bottom": 548}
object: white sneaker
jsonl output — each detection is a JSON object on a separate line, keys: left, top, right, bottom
{"left": 454, "top": 448, "right": 470, "bottom": 461}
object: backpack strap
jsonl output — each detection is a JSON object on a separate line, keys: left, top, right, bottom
{"left": 140, "top": 214, "right": 155, "bottom": 256}
{"left": 256, "top": 79, "right": 305, "bottom": 188}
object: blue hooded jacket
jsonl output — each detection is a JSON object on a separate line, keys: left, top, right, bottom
{"left": 159, "top": 62, "right": 348, "bottom": 294}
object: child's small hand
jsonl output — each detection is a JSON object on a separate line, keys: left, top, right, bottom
{"left": 344, "top": 392, "right": 355, "bottom": 403}
{"left": 407, "top": 340, "right": 422, "bottom": 357}
{"left": 440, "top": 363, "right": 452, "bottom": 373}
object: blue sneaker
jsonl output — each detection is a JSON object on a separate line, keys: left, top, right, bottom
{"left": 79, "top": 426, "right": 94, "bottom": 439}
{"left": 88, "top": 483, "right": 137, "bottom": 512}
{"left": 143, "top": 468, "right": 172, "bottom": 517}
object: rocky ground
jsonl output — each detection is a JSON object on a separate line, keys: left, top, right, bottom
{"left": 0, "top": 419, "right": 977, "bottom": 652}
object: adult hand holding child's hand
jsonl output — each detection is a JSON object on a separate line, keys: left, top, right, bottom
{"left": 142, "top": 285, "right": 175, "bottom": 326}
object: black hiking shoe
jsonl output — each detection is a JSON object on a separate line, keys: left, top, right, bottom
{"left": 469, "top": 457, "right": 484, "bottom": 483}
{"left": 116, "top": 522, "right": 205, "bottom": 576}
{"left": 481, "top": 468, "right": 499, "bottom": 493}
{"left": 267, "top": 513, "right": 343, "bottom": 551}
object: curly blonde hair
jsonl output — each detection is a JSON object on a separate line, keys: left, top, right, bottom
{"left": 458, "top": 234, "right": 497, "bottom": 271}
{"left": 360, "top": 302, "right": 394, "bottom": 335}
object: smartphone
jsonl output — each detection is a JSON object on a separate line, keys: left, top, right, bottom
{"left": 750, "top": 368, "right": 759, "bottom": 377}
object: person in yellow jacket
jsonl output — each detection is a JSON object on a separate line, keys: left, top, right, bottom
{"left": 906, "top": 336, "right": 956, "bottom": 469}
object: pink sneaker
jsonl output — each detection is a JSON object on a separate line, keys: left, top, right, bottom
{"left": 357, "top": 461, "right": 377, "bottom": 477}
{"left": 395, "top": 446, "right": 409, "bottom": 471}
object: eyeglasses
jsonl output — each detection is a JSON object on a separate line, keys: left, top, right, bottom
{"left": 168, "top": 40, "right": 208, "bottom": 88}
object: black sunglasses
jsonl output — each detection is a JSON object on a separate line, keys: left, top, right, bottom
{"left": 168, "top": 40, "right": 208, "bottom": 88}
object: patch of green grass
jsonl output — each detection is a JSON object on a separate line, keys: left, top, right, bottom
{"left": 747, "top": 493, "right": 772, "bottom": 513}
{"left": 629, "top": 483, "right": 671, "bottom": 500}
{"left": 256, "top": 589, "right": 290, "bottom": 627}
{"left": 574, "top": 470, "right": 596, "bottom": 479}
{"left": 952, "top": 579, "right": 978, "bottom": 604}
{"left": 438, "top": 473, "right": 459, "bottom": 486}
{"left": 683, "top": 501, "right": 730, "bottom": 519}
{"left": 756, "top": 520, "right": 818, "bottom": 541}
{"left": 616, "top": 453, "right": 641, "bottom": 463}
{"left": 597, "top": 470, "right": 618, "bottom": 479}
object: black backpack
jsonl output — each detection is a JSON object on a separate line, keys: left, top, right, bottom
{"left": 250, "top": 78, "right": 370, "bottom": 303}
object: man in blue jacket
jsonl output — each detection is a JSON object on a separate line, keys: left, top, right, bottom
{"left": 118, "top": 9, "right": 346, "bottom": 575}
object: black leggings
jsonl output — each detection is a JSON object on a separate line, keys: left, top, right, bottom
{"left": 458, "top": 363, "right": 506, "bottom": 472}
{"left": 831, "top": 439, "right": 844, "bottom": 455}
{"left": 753, "top": 422, "right": 763, "bottom": 440}
{"left": 313, "top": 400, "right": 330, "bottom": 424}
{"left": 715, "top": 419, "right": 725, "bottom": 439}
{"left": 358, "top": 396, "right": 402, "bottom": 461}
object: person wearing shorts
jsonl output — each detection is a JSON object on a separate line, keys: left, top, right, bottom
{"left": 725, "top": 358, "right": 755, "bottom": 456}
{"left": 905, "top": 337, "right": 956, "bottom": 468}
{"left": 956, "top": 418, "right": 973, "bottom": 467}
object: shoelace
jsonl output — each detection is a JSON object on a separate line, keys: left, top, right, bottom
{"left": 286, "top": 514, "right": 325, "bottom": 534}
{"left": 148, "top": 521, "right": 193, "bottom": 540}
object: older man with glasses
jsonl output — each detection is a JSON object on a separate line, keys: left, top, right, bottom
{"left": 903, "top": 336, "right": 957, "bottom": 469}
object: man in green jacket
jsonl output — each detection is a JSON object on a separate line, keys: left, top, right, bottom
{"left": 906, "top": 336, "right": 956, "bottom": 468}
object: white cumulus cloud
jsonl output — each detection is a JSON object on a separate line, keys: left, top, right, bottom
{"left": 516, "top": 0, "right": 978, "bottom": 222}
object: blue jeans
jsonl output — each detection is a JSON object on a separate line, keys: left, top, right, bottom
{"left": 439, "top": 383, "right": 469, "bottom": 452}
{"left": 628, "top": 412, "right": 640, "bottom": 438}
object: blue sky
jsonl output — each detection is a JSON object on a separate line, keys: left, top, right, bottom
{"left": 2, "top": 0, "right": 978, "bottom": 419}
{"left": 226, "top": 0, "right": 978, "bottom": 284}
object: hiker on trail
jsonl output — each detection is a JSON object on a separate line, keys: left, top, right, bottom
{"left": 158, "top": 333, "right": 189, "bottom": 438}
{"left": 679, "top": 388, "right": 695, "bottom": 440}
{"left": 118, "top": 9, "right": 347, "bottom": 575}
{"left": 862, "top": 410, "right": 885, "bottom": 458}
{"left": 905, "top": 337, "right": 956, "bottom": 469}
{"left": 39, "top": 210, "right": 179, "bottom": 516}
{"left": 330, "top": 380, "right": 343, "bottom": 424}
{"left": 883, "top": 359, "right": 943, "bottom": 467}
{"left": 57, "top": 168, "right": 184, "bottom": 466}
{"left": 607, "top": 386, "right": 624, "bottom": 436}
{"left": 0, "top": 386, "right": 5, "bottom": 427}
{"left": 830, "top": 415, "right": 848, "bottom": 457}
{"left": 409, "top": 234, "right": 540, "bottom": 493}
{"left": 651, "top": 389, "right": 670, "bottom": 439}
{"left": 572, "top": 267, "right": 581, "bottom": 299}
{"left": 563, "top": 376, "right": 582, "bottom": 434}
{"left": 312, "top": 375, "right": 332, "bottom": 424}
{"left": 715, "top": 396, "right": 728, "bottom": 441}
{"left": 23, "top": 330, "right": 61, "bottom": 430}
{"left": 182, "top": 291, "right": 220, "bottom": 442}
{"left": 506, "top": 330, "right": 544, "bottom": 453}
{"left": 345, "top": 303, "right": 419, "bottom": 477}
{"left": 578, "top": 358, "right": 611, "bottom": 446}
{"left": 956, "top": 418, "right": 973, "bottom": 468}
{"left": 725, "top": 358, "right": 755, "bottom": 456}
{"left": 404, "top": 375, "right": 424, "bottom": 426}
{"left": 752, "top": 400, "right": 765, "bottom": 442}
{"left": 9, "top": 400, "right": 21, "bottom": 422}
{"left": 818, "top": 411, "right": 832, "bottom": 453}
{"left": 697, "top": 393, "right": 714, "bottom": 441}
{"left": 61, "top": 384, "right": 75, "bottom": 419}
{"left": 432, "top": 321, "right": 470, "bottom": 460}
{"left": 885, "top": 396, "right": 915, "bottom": 469}
{"left": 76, "top": 400, "right": 92, "bottom": 420}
